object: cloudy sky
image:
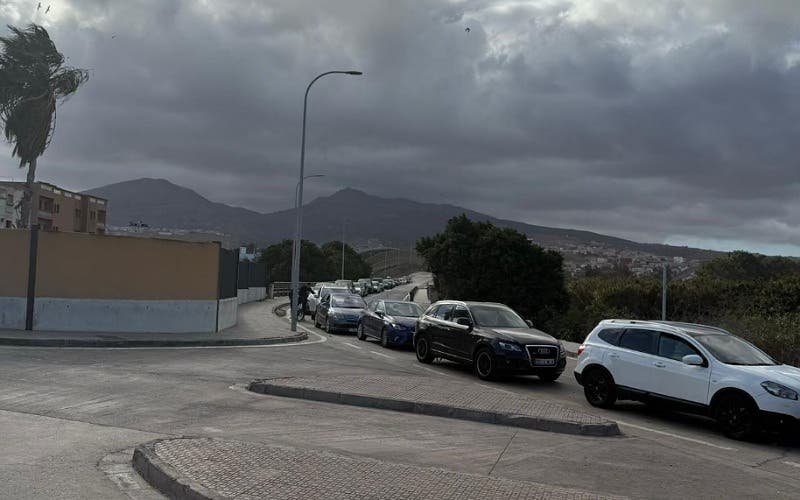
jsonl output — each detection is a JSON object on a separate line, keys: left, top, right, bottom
{"left": 1, "top": 0, "right": 800, "bottom": 255}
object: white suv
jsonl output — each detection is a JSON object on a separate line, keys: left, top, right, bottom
{"left": 574, "top": 320, "right": 800, "bottom": 439}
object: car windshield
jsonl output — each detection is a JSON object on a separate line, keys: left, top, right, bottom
{"left": 469, "top": 305, "right": 528, "bottom": 328}
{"left": 692, "top": 333, "right": 777, "bottom": 366}
{"left": 323, "top": 287, "right": 348, "bottom": 296}
{"left": 385, "top": 302, "right": 423, "bottom": 317}
{"left": 331, "top": 296, "right": 366, "bottom": 308}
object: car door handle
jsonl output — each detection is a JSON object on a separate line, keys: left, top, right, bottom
{"left": 653, "top": 361, "right": 666, "bottom": 368}
{"left": 609, "top": 353, "right": 619, "bottom": 359}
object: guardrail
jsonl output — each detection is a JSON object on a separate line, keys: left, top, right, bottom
{"left": 268, "top": 282, "right": 315, "bottom": 299}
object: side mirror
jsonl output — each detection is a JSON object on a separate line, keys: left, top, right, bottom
{"left": 525, "top": 320, "right": 533, "bottom": 328}
{"left": 376, "top": 311, "right": 384, "bottom": 317}
{"left": 455, "top": 317, "right": 473, "bottom": 328}
{"left": 682, "top": 354, "right": 704, "bottom": 366}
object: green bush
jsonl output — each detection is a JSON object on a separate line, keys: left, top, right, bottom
{"left": 557, "top": 255, "right": 800, "bottom": 365}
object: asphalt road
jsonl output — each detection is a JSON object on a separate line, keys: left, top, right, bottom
{"left": 0, "top": 272, "right": 798, "bottom": 499}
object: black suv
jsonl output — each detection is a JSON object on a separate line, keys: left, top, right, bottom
{"left": 414, "top": 301, "right": 566, "bottom": 381}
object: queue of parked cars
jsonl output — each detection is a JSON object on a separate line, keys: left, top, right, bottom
{"left": 300, "top": 278, "right": 800, "bottom": 440}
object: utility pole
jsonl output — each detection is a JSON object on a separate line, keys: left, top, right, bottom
{"left": 341, "top": 219, "right": 346, "bottom": 280}
{"left": 662, "top": 264, "right": 668, "bottom": 321}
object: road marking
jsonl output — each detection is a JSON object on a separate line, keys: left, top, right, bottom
{"left": 416, "top": 365, "right": 451, "bottom": 377}
{"left": 783, "top": 461, "right": 800, "bottom": 469}
{"left": 476, "top": 383, "right": 516, "bottom": 396}
{"left": 343, "top": 342, "right": 363, "bottom": 350}
{"left": 370, "top": 350, "right": 395, "bottom": 359}
{"left": 616, "top": 419, "right": 736, "bottom": 451}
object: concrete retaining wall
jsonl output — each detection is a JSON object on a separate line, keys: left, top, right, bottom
{"left": 217, "top": 297, "right": 238, "bottom": 331}
{"left": 237, "top": 287, "right": 266, "bottom": 305}
{"left": 0, "top": 297, "right": 26, "bottom": 330}
{"left": 32, "top": 298, "right": 219, "bottom": 333}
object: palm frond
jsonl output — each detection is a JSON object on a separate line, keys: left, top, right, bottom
{"left": 0, "top": 23, "right": 88, "bottom": 164}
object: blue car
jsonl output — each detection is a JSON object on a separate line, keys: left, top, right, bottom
{"left": 357, "top": 300, "right": 423, "bottom": 347}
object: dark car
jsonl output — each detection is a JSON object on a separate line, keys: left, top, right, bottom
{"left": 315, "top": 294, "right": 367, "bottom": 333}
{"left": 357, "top": 300, "right": 423, "bottom": 347}
{"left": 414, "top": 300, "right": 566, "bottom": 381}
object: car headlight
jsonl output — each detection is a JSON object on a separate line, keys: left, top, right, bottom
{"left": 761, "top": 381, "right": 798, "bottom": 400}
{"left": 498, "top": 341, "right": 522, "bottom": 352}
{"left": 558, "top": 341, "right": 567, "bottom": 358}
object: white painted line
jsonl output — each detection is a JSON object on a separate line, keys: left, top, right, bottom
{"left": 782, "top": 461, "right": 800, "bottom": 469}
{"left": 343, "top": 342, "right": 363, "bottom": 350}
{"left": 476, "top": 383, "right": 516, "bottom": 396}
{"left": 616, "top": 420, "right": 736, "bottom": 451}
{"left": 370, "top": 350, "right": 396, "bottom": 359}
{"left": 416, "top": 365, "right": 452, "bottom": 377}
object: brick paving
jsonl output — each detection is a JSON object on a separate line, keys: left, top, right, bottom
{"left": 249, "top": 375, "right": 618, "bottom": 435}
{"left": 144, "top": 437, "right": 623, "bottom": 499}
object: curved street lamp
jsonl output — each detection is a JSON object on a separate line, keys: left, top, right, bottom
{"left": 291, "top": 71, "right": 362, "bottom": 331}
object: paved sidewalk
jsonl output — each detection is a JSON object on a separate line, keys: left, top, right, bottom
{"left": 0, "top": 300, "right": 306, "bottom": 347}
{"left": 248, "top": 375, "right": 618, "bottom": 436}
{"left": 134, "top": 437, "right": 625, "bottom": 500}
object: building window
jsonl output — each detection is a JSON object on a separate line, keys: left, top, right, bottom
{"left": 5, "top": 194, "right": 12, "bottom": 206}
{"left": 54, "top": 203, "right": 60, "bottom": 214}
{"left": 97, "top": 210, "right": 106, "bottom": 223}
{"left": 90, "top": 211, "right": 96, "bottom": 221}
{"left": 38, "top": 196, "right": 54, "bottom": 213}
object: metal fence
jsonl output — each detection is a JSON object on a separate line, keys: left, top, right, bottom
{"left": 238, "top": 261, "right": 267, "bottom": 289}
{"left": 268, "top": 281, "right": 315, "bottom": 298}
{"left": 218, "top": 248, "right": 238, "bottom": 299}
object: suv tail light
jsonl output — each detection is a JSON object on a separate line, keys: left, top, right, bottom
{"left": 577, "top": 344, "right": 586, "bottom": 356}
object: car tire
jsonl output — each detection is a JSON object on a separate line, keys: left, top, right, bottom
{"left": 583, "top": 368, "right": 617, "bottom": 408}
{"left": 314, "top": 315, "right": 321, "bottom": 329}
{"left": 356, "top": 323, "right": 366, "bottom": 341}
{"left": 415, "top": 335, "right": 434, "bottom": 364}
{"left": 714, "top": 393, "right": 758, "bottom": 440}
{"left": 325, "top": 318, "right": 333, "bottom": 334}
{"left": 474, "top": 348, "right": 498, "bottom": 381}
{"left": 538, "top": 372, "right": 560, "bottom": 382}
{"left": 380, "top": 327, "right": 389, "bottom": 348}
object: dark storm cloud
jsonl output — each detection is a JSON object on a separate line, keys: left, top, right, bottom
{"left": 2, "top": 0, "right": 800, "bottom": 254}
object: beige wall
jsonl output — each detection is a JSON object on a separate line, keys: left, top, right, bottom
{"left": 0, "top": 229, "right": 29, "bottom": 296}
{"left": 36, "top": 231, "right": 220, "bottom": 300}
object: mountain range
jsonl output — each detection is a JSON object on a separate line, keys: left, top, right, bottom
{"left": 85, "top": 178, "right": 719, "bottom": 261}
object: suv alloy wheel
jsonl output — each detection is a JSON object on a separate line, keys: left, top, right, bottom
{"left": 474, "top": 348, "right": 498, "bottom": 380}
{"left": 583, "top": 368, "right": 617, "bottom": 408}
{"left": 415, "top": 335, "right": 434, "bottom": 364}
{"left": 714, "top": 393, "right": 757, "bottom": 440}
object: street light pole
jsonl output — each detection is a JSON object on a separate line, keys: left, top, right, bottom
{"left": 291, "top": 70, "right": 362, "bottom": 332}
{"left": 341, "top": 219, "right": 346, "bottom": 280}
{"left": 290, "top": 174, "right": 325, "bottom": 302}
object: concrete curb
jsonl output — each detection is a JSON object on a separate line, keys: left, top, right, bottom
{"left": 0, "top": 332, "right": 307, "bottom": 348}
{"left": 133, "top": 439, "right": 220, "bottom": 500}
{"left": 272, "top": 302, "right": 290, "bottom": 317}
{"left": 247, "top": 379, "right": 619, "bottom": 437}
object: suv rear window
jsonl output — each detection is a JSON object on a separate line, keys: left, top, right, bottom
{"left": 597, "top": 328, "right": 624, "bottom": 346}
{"left": 619, "top": 329, "right": 658, "bottom": 354}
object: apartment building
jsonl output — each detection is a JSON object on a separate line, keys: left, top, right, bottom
{"left": 0, "top": 181, "right": 108, "bottom": 234}
{"left": 0, "top": 183, "right": 22, "bottom": 228}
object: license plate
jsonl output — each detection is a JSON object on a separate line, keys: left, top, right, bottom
{"left": 534, "top": 358, "right": 555, "bottom": 366}
{"left": 348, "top": 328, "right": 357, "bottom": 333}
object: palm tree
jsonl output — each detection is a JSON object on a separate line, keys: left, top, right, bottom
{"left": 0, "top": 24, "right": 89, "bottom": 228}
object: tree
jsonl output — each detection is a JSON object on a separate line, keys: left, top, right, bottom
{"left": 0, "top": 24, "right": 89, "bottom": 227}
{"left": 321, "top": 241, "right": 372, "bottom": 281}
{"left": 258, "top": 239, "right": 337, "bottom": 282}
{"left": 417, "top": 215, "right": 569, "bottom": 330}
